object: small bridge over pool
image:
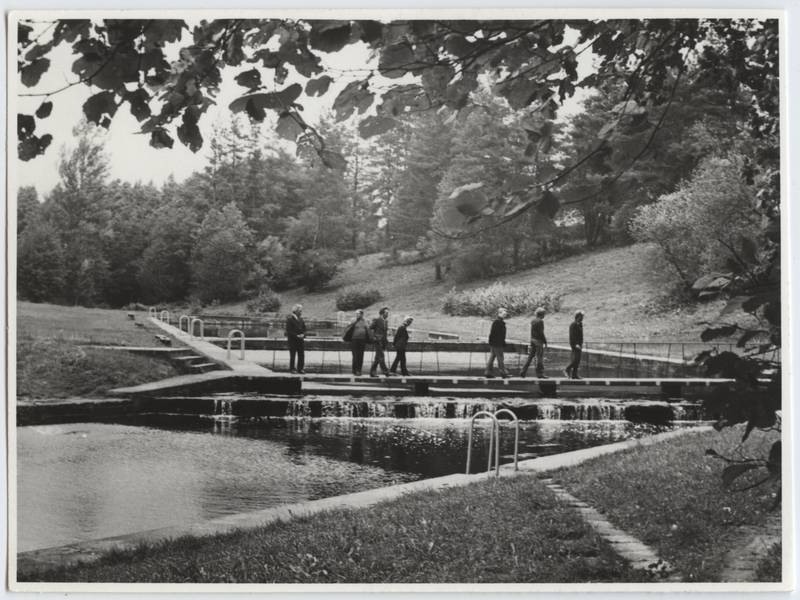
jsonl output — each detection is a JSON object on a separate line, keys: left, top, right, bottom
{"left": 118, "top": 312, "right": 748, "bottom": 400}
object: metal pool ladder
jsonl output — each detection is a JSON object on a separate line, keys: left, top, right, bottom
{"left": 465, "top": 408, "right": 520, "bottom": 477}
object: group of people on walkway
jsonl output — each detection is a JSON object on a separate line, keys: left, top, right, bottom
{"left": 484, "top": 307, "right": 584, "bottom": 379}
{"left": 286, "top": 303, "right": 585, "bottom": 379}
{"left": 285, "top": 304, "right": 414, "bottom": 376}
{"left": 341, "top": 306, "right": 414, "bottom": 376}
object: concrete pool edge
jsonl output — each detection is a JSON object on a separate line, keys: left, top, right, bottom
{"left": 15, "top": 426, "right": 711, "bottom": 575}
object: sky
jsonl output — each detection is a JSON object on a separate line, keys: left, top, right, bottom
{"left": 14, "top": 24, "right": 383, "bottom": 196}
{"left": 13, "top": 18, "right": 591, "bottom": 198}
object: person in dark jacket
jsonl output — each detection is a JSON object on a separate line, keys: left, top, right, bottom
{"left": 485, "top": 308, "right": 510, "bottom": 378}
{"left": 390, "top": 315, "right": 413, "bottom": 376}
{"left": 342, "top": 309, "right": 371, "bottom": 375}
{"left": 285, "top": 304, "right": 306, "bottom": 374}
{"left": 520, "top": 307, "right": 547, "bottom": 378}
{"left": 564, "top": 310, "right": 585, "bottom": 379}
{"left": 369, "top": 307, "right": 391, "bottom": 377}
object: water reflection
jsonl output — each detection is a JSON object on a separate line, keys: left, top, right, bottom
{"left": 17, "top": 414, "right": 691, "bottom": 553}
{"left": 105, "top": 413, "right": 674, "bottom": 477}
{"left": 17, "top": 422, "right": 414, "bottom": 552}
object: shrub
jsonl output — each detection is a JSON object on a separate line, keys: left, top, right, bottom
{"left": 441, "top": 282, "right": 563, "bottom": 317}
{"left": 336, "top": 288, "right": 382, "bottom": 311}
{"left": 629, "top": 154, "right": 760, "bottom": 288}
{"left": 246, "top": 287, "right": 282, "bottom": 313}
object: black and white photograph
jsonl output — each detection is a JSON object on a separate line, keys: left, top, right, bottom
{"left": 7, "top": 9, "right": 791, "bottom": 591}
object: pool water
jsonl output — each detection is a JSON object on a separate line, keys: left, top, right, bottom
{"left": 17, "top": 413, "right": 685, "bottom": 552}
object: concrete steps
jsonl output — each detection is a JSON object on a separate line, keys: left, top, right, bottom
{"left": 168, "top": 352, "right": 223, "bottom": 374}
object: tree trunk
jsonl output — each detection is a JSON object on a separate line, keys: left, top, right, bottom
{"left": 351, "top": 148, "right": 360, "bottom": 253}
{"left": 584, "top": 210, "right": 605, "bottom": 247}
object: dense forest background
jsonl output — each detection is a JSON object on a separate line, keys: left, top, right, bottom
{"left": 17, "top": 64, "right": 760, "bottom": 311}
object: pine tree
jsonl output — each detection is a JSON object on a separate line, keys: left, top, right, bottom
{"left": 387, "top": 113, "right": 452, "bottom": 252}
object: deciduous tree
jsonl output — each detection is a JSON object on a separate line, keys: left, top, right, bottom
{"left": 17, "top": 220, "right": 65, "bottom": 302}
{"left": 191, "top": 203, "right": 254, "bottom": 303}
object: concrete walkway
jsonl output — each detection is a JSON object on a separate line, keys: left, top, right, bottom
{"left": 16, "top": 427, "right": 706, "bottom": 573}
{"left": 149, "top": 317, "right": 271, "bottom": 374}
{"left": 541, "top": 478, "right": 679, "bottom": 580}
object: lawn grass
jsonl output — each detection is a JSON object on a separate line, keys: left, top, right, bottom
{"left": 16, "top": 338, "right": 179, "bottom": 399}
{"left": 19, "top": 477, "right": 647, "bottom": 584}
{"left": 548, "top": 426, "right": 781, "bottom": 582}
{"left": 16, "top": 301, "right": 180, "bottom": 399}
{"left": 16, "top": 301, "right": 161, "bottom": 347}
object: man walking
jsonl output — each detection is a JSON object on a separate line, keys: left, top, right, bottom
{"left": 520, "top": 307, "right": 547, "bottom": 378}
{"left": 369, "top": 306, "right": 391, "bottom": 377}
{"left": 343, "top": 309, "right": 370, "bottom": 375}
{"left": 565, "top": 310, "right": 584, "bottom": 379}
{"left": 390, "top": 315, "right": 413, "bottom": 376}
{"left": 485, "top": 308, "right": 510, "bottom": 378}
{"left": 285, "top": 303, "right": 306, "bottom": 374}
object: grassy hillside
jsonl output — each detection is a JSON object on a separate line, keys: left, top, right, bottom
{"left": 226, "top": 243, "right": 733, "bottom": 345}
{"left": 16, "top": 302, "right": 180, "bottom": 400}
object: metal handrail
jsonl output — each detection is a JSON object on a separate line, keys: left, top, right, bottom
{"left": 159, "top": 310, "right": 170, "bottom": 323}
{"left": 466, "top": 411, "right": 500, "bottom": 477}
{"left": 493, "top": 408, "right": 520, "bottom": 472}
{"left": 148, "top": 307, "right": 157, "bottom": 318}
{"left": 227, "top": 329, "right": 245, "bottom": 360}
{"left": 178, "top": 314, "right": 190, "bottom": 333}
{"left": 190, "top": 317, "right": 204, "bottom": 340}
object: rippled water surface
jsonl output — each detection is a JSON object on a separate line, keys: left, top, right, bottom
{"left": 17, "top": 411, "right": 688, "bottom": 552}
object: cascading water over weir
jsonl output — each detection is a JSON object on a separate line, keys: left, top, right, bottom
{"left": 160, "top": 395, "right": 706, "bottom": 424}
